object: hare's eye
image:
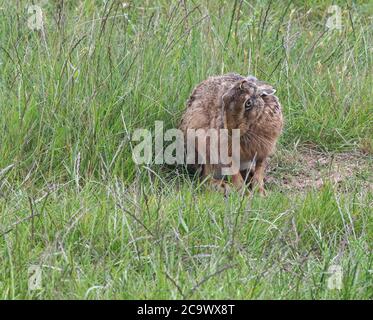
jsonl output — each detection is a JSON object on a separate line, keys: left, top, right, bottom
{"left": 245, "top": 99, "right": 252, "bottom": 110}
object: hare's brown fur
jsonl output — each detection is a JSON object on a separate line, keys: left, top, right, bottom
{"left": 179, "top": 73, "right": 283, "bottom": 195}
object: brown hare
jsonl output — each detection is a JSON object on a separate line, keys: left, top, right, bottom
{"left": 179, "top": 73, "right": 283, "bottom": 195}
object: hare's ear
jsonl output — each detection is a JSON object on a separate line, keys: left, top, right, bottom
{"left": 259, "top": 87, "right": 276, "bottom": 96}
{"left": 222, "top": 89, "right": 237, "bottom": 111}
{"left": 239, "top": 79, "right": 248, "bottom": 90}
{"left": 222, "top": 91, "right": 230, "bottom": 108}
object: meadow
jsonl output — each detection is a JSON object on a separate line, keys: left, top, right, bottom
{"left": 0, "top": 0, "right": 372, "bottom": 299}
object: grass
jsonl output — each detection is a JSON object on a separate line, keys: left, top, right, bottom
{"left": 0, "top": 0, "right": 372, "bottom": 299}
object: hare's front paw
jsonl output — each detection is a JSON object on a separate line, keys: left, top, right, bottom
{"left": 257, "top": 186, "right": 266, "bottom": 196}
{"left": 251, "top": 177, "right": 266, "bottom": 196}
{"left": 209, "top": 179, "right": 231, "bottom": 196}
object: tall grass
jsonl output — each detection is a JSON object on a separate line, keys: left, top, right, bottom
{"left": 1, "top": 0, "right": 372, "bottom": 182}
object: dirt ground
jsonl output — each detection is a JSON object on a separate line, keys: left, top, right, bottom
{"left": 268, "top": 148, "right": 373, "bottom": 192}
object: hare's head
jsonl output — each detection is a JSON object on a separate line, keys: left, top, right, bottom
{"left": 222, "top": 79, "right": 275, "bottom": 130}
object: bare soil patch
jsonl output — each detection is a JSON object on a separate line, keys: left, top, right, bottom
{"left": 268, "top": 148, "right": 373, "bottom": 192}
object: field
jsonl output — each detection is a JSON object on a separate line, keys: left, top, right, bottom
{"left": 0, "top": 0, "right": 372, "bottom": 299}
